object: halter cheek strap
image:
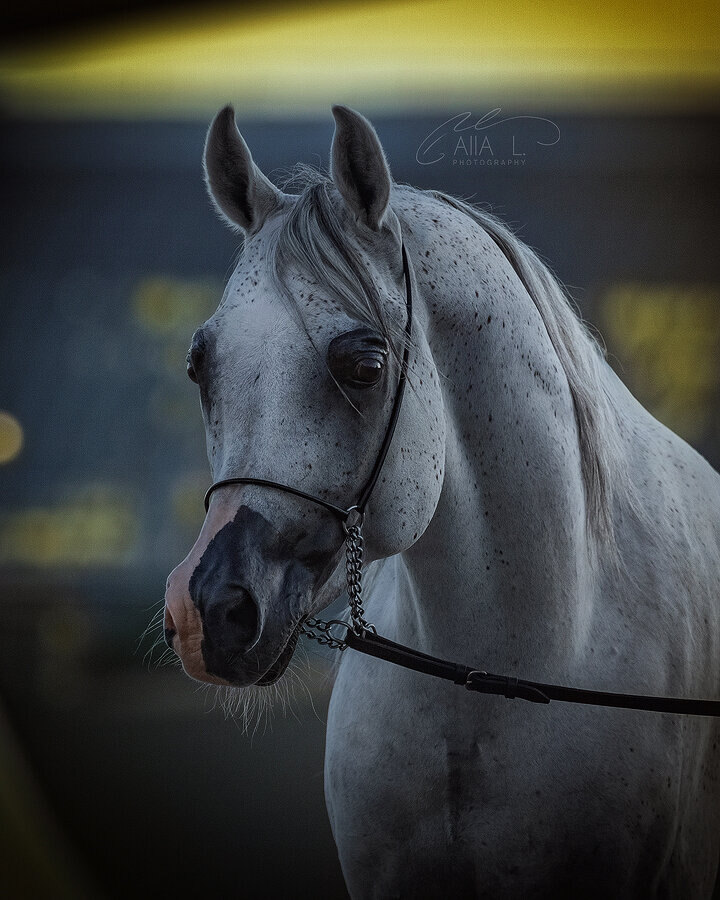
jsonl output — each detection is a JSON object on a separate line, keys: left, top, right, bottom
{"left": 203, "top": 242, "right": 413, "bottom": 521}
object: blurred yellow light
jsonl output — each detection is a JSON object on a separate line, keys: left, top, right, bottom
{"left": 0, "top": 0, "right": 718, "bottom": 118}
{"left": 133, "top": 277, "right": 220, "bottom": 336}
{"left": 172, "top": 471, "right": 211, "bottom": 530}
{"left": 602, "top": 284, "right": 720, "bottom": 443}
{"left": 0, "top": 412, "right": 23, "bottom": 465}
{"left": 0, "top": 487, "right": 137, "bottom": 568}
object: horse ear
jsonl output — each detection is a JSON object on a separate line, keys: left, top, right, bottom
{"left": 204, "top": 105, "right": 284, "bottom": 234}
{"left": 331, "top": 105, "right": 392, "bottom": 231}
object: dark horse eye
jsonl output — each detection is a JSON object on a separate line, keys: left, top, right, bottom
{"left": 353, "top": 357, "right": 383, "bottom": 385}
{"left": 186, "top": 329, "right": 206, "bottom": 384}
{"left": 186, "top": 353, "right": 198, "bottom": 383}
{"left": 328, "top": 328, "right": 388, "bottom": 389}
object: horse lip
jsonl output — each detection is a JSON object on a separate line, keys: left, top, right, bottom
{"left": 254, "top": 620, "right": 303, "bottom": 686}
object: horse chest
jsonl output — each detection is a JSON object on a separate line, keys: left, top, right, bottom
{"left": 326, "top": 651, "right": 718, "bottom": 898}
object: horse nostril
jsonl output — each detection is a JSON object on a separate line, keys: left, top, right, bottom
{"left": 163, "top": 608, "right": 177, "bottom": 651}
{"left": 224, "top": 590, "right": 259, "bottom": 648}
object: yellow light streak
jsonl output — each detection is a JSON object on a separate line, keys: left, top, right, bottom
{"left": 0, "top": 0, "right": 718, "bottom": 118}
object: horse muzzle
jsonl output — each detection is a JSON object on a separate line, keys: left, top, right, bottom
{"left": 163, "top": 504, "right": 324, "bottom": 687}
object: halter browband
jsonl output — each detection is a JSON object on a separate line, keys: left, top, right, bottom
{"left": 204, "top": 242, "right": 413, "bottom": 520}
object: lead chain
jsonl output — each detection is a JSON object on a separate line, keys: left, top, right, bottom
{"left": 344, "top": 519, "right": 373, "bottom": 635}
{"left": 301, "top": 516, "right": 375, "bottom": 649}
{"left": 299, "top": 617, "right": 348, "bottom": 650}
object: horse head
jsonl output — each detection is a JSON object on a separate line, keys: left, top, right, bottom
{"left": 163, "top": 106, "right": 444, "bottom": 687}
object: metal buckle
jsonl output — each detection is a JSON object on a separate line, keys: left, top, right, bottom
{"left": 343, "top": 506, "right": 363, "bottom": 533}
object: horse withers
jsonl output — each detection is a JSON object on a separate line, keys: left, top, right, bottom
{"left": 163, "top": 105, "right": 720, "bottom": 898}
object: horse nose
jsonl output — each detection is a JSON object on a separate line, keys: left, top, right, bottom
{"left": 203, "top": 587, "right": 260, "bottom": 656}
{"left": 223, "top": 589, "right": 260, "bottom": 648}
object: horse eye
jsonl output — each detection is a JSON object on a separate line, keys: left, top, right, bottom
{"left": 328, "top": 328, "right": 388, "bottom": 390}
{"left": 186, "top": 352, "right": 198, "bottom": 384}
{"left": 353, "top": 357, "right": 384, "bottom": 386}
{"left": 187, "top": 330, "right": 206, "bottom": 384}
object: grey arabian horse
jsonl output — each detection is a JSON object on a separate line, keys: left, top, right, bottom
{"left": 164, "top": 105, "right": 720, "bottom": 898}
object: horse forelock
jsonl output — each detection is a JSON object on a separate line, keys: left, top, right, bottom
{"left": 268, "top": 169, "right": 406, "bottom": 358}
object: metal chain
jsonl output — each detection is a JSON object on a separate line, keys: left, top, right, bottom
{"left": 344, "top": 517, "right": 374, "bottom": 635}
{"left": 301, "top": 510, "right": 375, "bottom": 650}
{"left": 299, "top": 617, "right": 349, "bottom": 651}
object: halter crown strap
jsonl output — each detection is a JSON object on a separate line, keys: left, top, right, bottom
{"left": 204, "top": 242, "right": 413, "bottom": 519}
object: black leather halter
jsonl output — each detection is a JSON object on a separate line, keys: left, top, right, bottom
{"left": 199, "top": 241, "right": 720, "bottom": 718}
{"left": 204, "top": 243, "right": 413, "bottom": 521}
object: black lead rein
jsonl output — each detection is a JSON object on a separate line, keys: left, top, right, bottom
{"left": 337, "top": 626, "right": 720, "bottom": 718}
{"left": 203, "top": 242, "right": 720, "bottom": 719}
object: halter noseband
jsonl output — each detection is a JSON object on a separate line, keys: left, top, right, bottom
{"left": 203, "top": 242, "right": 413, "bottom": 523}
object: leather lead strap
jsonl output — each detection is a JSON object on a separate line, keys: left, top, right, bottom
{"left": 343, "top": 629, "right": 720, "bottom": 717}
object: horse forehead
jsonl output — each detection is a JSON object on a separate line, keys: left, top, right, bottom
{"left": 204, "top": 289, "right": 360, "bottom": 395}
{"left": 221, "top": 254, "right": 278, "bottom": 315}
{"left": 210, "top": 256, "right": 289, "bottom": 346}
{"left": 213, "top": 254, "right": 365, "bottom": 353}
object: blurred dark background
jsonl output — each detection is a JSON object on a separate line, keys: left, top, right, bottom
{"left": 1, "top": 2, "right": 719, "bottom": 898}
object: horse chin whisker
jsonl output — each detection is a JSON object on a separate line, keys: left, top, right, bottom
{"left": 203, "top": 652, "right": 314, "bottom": 737}
{"left": 136, "top": 599, "right": 169, "bottom": 665}
{"left": 142, "top": 628, "right": 175, "bottom": 670}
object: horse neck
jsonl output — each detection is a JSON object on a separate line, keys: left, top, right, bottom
{"left": 388, "top": 198, "right": 595, "bottom": 674}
